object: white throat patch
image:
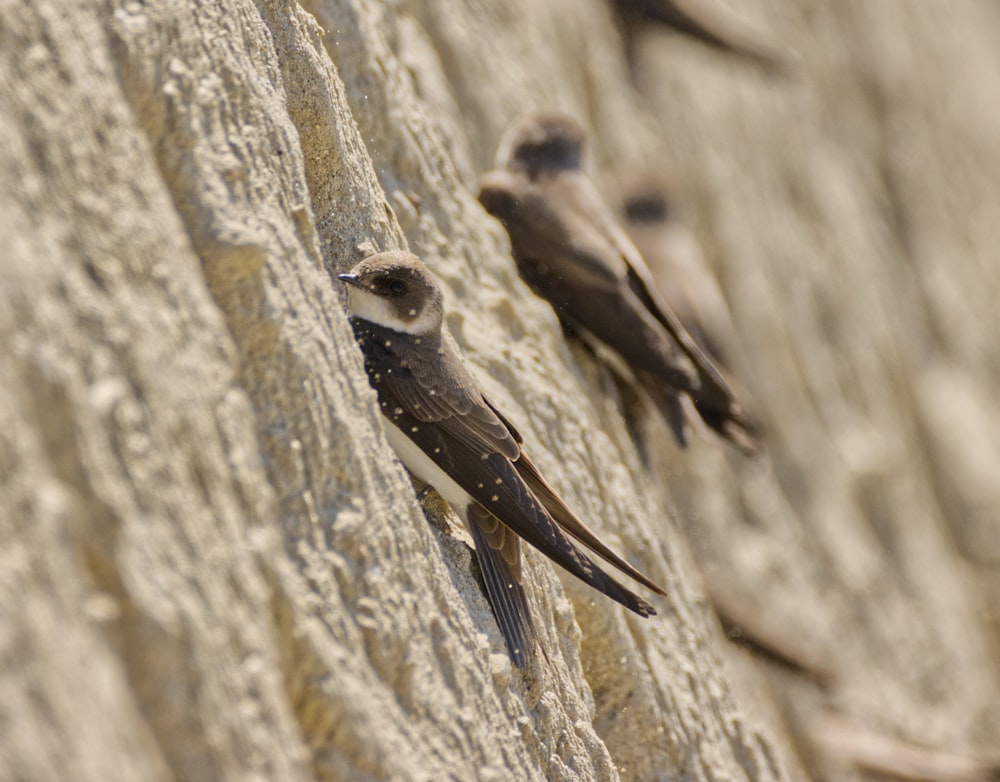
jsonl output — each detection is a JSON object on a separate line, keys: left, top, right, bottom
{"left": 345, "top": 286, "right": 438, "bottom": 335}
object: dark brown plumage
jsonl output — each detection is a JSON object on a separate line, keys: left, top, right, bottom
{"left": 479, "top": 114, "right": 760, "bottom": 456}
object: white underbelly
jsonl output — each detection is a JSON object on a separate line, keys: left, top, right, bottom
{"left": 382, "top": 418, "right": 473, "bottom": 514}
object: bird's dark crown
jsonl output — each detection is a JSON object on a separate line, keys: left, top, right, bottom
{"left": 623, "top": 189, "right": 671, "bottom": 223}
{"left": 347, "top": 255, "right": 434, "bottom": 298}
{"left": 339, "top": 250, "right": 444, "bottom": 335}
{"left": 502, "top": 113, "right": 585, "bottom": 175}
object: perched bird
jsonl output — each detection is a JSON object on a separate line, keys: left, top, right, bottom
{"left": 339, "top": 250, "right": 665, "bottom": 668}
{"left": 622, "top": 176, "right": 737, "bottom": 369}
{"left": 609, "top": 0, "right": 788, "bottom": 83}
{"left": 478, "top": 113, "right": 759, "bottom": 456}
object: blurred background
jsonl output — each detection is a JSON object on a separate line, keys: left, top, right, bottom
{"left": 391, "top": 0, "right": 1000, "bottom": 776}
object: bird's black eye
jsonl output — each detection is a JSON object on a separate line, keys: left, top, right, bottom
{"left": 388, "top": 279, "right": 406, "bottom": 295}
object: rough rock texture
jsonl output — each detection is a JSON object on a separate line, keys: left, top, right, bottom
{"left": 1, "top": 1, "right": 998, "bottom": 781}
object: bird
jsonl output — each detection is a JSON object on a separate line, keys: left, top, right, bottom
{"left": 338, "top": 250, "right": 665, "bottom": 668}
{"left": 609, "top": 0, "right": 789, "bottom": 84}
{"left": 621, "top": 175, "right": 737, "bottom": 370}
{"left": 478, "top": 112, "right": 759, "bottom": 457}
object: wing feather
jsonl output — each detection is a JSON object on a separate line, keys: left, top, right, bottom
{"left": 482, "top": 398, "right": 667, "bottom": 595}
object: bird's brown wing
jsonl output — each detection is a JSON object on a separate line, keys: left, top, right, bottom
{"left": 482, "top": 398, "right": 666, "bottom": 597}
{"left": 365, "top": 329, "right": 521, "bottom": 461}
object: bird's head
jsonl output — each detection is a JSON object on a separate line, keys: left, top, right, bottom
{"left": 338, "top": 250, "right": 445, "bottom": 336}
{"left": 622, "top": 181, "right": 673, "bottom": 224}
{"left": 495, "top": 112, "right": 585, "bottom": 176}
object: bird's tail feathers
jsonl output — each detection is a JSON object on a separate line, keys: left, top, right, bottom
{"left": 644, "top": 384, "right": 690, "bottom": 449}
{"left": 473, "top": 500, "right": 658, "bottom": 622}
{"left": 467, "top": 505, "right": 538, "bottom": 668}
{"left": 643, "top": 369, "right": 763, "bottom": 457}
{"left": 693, "top": 399, "right": 762, "bottom": 459}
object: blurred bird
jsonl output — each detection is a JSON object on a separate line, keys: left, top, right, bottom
{"left": 478, "top": 113, "right": 759, "bottom": 456}
{"left": 339, "top": 250, "right": 665, "bottom": 668}
{"left": 609, "top": 0, "right": 789, "bottom": 83}
{"left": 622, "top": 175, "right": 737, "bottom": 369}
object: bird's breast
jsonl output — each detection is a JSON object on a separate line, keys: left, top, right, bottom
{"left": 381, "top": 418, "right": 473, "bottom": 513}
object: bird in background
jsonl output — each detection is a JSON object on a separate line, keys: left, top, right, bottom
{"left": 621, "top": 174, "right": 738, "bottom": 370}
{"left": 339, "top": 250, "right": 665, "bottom": 668}
{"left": 609, "top": 0, "right": 789, "bottom": 84}
{"left": 478, "top": 112, "right": 760, "bottom": 457}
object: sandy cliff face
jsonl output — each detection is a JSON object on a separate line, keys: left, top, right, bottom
{"left": 2, "top": 1, "right": 997, "bottom": 780}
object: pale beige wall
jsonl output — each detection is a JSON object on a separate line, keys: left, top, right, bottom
{"left": 2, "top": 1, "right": 997, "bottom": 780}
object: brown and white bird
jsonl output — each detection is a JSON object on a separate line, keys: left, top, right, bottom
{"left": 339, "top": 250, "right": 665, "bottom": 667}
{"left": 478, "top": 113, "right": 759, "bottom": 456}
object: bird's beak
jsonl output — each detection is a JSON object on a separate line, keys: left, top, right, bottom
{"left": 338, "top": 273, "right": 362, "bottom": 289}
